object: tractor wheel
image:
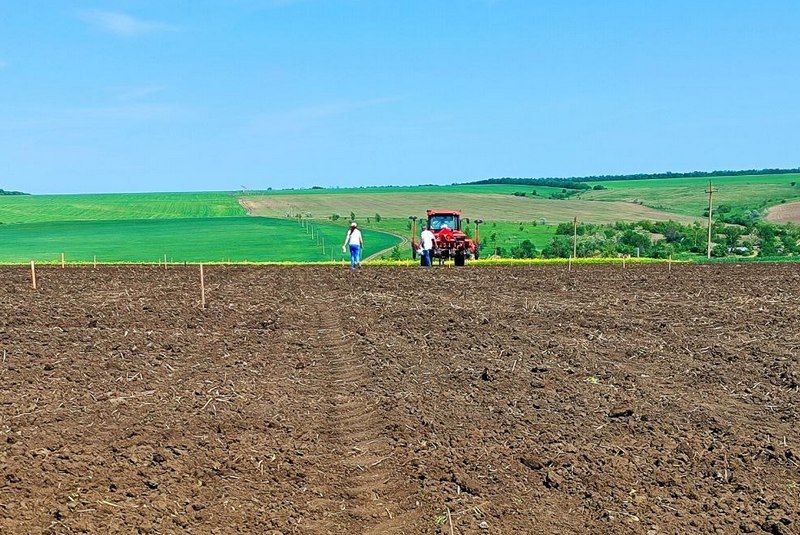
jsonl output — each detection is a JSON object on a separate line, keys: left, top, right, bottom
{"left": 454, "top": 253, "right": 466, "bottom": 267}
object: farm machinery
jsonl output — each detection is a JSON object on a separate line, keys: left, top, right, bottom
{"left": 409, "top": 209, "right": 482, "bottom": 266}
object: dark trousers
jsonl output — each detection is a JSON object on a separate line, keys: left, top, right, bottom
{"left": 421, "top": 249, "right": 432, "bottom": 266}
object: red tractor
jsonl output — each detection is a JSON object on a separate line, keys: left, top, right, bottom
{"left": 410, "top": 209, "right": 482, "bottom": 266}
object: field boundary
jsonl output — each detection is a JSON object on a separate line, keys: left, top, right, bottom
{"left": 4, "top": 257, "right": 688, "bottom": 267}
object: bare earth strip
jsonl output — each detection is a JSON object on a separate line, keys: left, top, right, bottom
{"left": 765, "top": 201, "right": 800, "bottom": 223}
{"left": 240, "top": 193, "right": 697, "bottom": 224}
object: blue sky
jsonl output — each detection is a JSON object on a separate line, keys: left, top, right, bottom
{"left": 1, "top": 1, "right": 798, "bottom": 194}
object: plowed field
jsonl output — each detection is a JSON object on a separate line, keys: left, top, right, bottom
{"left": 1, "top": 265, "right": 798, "bottom": 534}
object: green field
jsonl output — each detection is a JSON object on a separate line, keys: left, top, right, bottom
{"left": 0, "top": 192, "right": 245, "bottom": 224}
{"left": 0, "top": 217, "right": 398, "bottom": 263}
{"left": 1, "top": 172, "right": 798, "bottom": 263}
{"left": 580, "top": 174, "right": 800, "bottom": 216}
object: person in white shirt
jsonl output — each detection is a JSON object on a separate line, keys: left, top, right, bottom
{"left": 342, "top": 222, "right": 364, "bottom": 269}
{"left": 420, "top": 225, "right": 436, "bottom": 266}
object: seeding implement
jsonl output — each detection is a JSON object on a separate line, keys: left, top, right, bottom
{"left": 409, "top": 209, "right": 482, "bottom": 266}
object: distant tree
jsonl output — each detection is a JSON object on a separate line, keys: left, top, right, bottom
{"left": 542, "top": 236, "right": 572, "bottom": 258}
{"left": 716, "top": 204, "right": 732, "bottom": 214}
{"left": 712, "top": 243, "right": 728, "bottom": 257}
{"left": 758, "top": 224, "right": 780, "bottom": 256}
{"left": 511, "top": 240, "right": 537, "bottom": 259}
{"left": 374, "top": 213, "right": 382, "bottom": 222}
{"left": 330, "top": 213, "right": 341, "bottom": 221}
{"left": 350, "top": 211, "right": 356, "bottom": 221}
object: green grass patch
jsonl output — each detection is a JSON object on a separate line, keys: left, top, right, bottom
{"left": 0, "top": 217, "right": 400, "bottom": 263}
{"left": 0, "top": 192, "right": 245, "bottom": 224}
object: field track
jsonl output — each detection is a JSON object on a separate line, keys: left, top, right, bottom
{"left": 766, "top": 201, "right": 800, "bottom": 224}
{"left": 1, "top": 265, "right": 798, "bottom": 533}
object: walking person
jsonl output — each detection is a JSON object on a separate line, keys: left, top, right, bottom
{"left": 420, "top": 224, "right": 435, "bottom": 267}
{"left": 342, "top": 222, "right": 363, "bottom": 270}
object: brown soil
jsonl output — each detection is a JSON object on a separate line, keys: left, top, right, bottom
{"left": 766, "top": 201, "right": 800, "bottom": 224}
{"left": 1, "top": 265, "right": 798, "bottom": 534}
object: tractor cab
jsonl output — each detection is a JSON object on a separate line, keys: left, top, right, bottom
{"left": 427, "top": 210, "right": 465, "bottom": 238}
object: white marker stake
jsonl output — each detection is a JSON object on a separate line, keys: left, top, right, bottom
{"left": 30, "top": 261, "right": 36, "bottom": 290}
{"left": 200, "top": 264, "right": 206, "bottom": 309}
{"left": 61, "top": 253, "right": 65, "bottom": 269}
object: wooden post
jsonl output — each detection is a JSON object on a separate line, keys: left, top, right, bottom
{"left": 706, "top": 180, "right": 716, "bottom": 259}
{"left": 572, "top": 216, "right": 578, "bottom": 259}
{"left": 199, "top": 264, "right": 206, "bottom": 309}
{"left": 568, "top": 256, "right": 572, "bottom": 272}
{"left": 164, "top": 254, "right": 168, "bottom": 270}
{"left": 622, "top": 256, "right": 627, "bottom": 269}
{"left": 61, "top": 253, "right": 65, "bottom": 269}
{"left": 93, "top": 255, "right": 97, "bottom": 268}
{"left": 30, "top": 261, "right": 36, "bottom": 290}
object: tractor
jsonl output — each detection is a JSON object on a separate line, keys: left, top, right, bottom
{"left": 409, "top": 209, "right": 482, "bottom": 266}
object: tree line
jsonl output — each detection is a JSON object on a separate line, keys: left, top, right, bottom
{"left": 465, "top": 168, "right": 800, "bottom": 188}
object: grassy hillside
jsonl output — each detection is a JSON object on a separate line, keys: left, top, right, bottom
{"left": 0, "top": 217, "right": 397, "bottom": 263}
{"left": 242, "top": 187, "right": 695, "bottom": 224}
{"left": 0, "top": 192, "right": 245, "bottom": 223}
{"left": 1, "top": 172, "right": 797, "bottom": 263}
{"left": 581, "top": 174, "right": 800, "bottom": 216}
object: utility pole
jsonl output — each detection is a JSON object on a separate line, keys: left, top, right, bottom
{"left": 572, "top": 216, "right": 578, "bottom": 259}
{"left": 706, "top": 180, "right": 717, "bottom": 259}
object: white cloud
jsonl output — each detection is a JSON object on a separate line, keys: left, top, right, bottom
{"left": 80, "top": 10, "right": 178, "bottom": 36}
